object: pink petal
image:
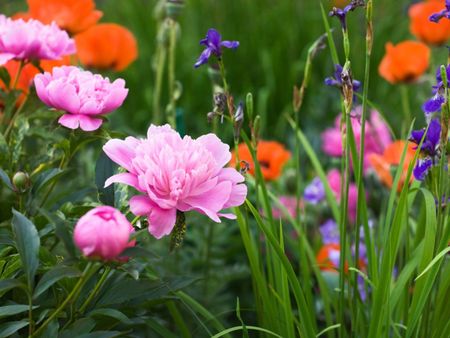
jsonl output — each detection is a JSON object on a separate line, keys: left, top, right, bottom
{"left": 58, "top": 114, "right": 80, "bottom": 129}
{"left": 223, "top": 183, "right": 247, "bottom": 208}
{"left": 103, "top": 80, "right": 128, "bottom": 113}
{"left": 148, "top": 206, "right": 177, "bottom": 239}
{"left": 103, "top": 138, "right": 138, "bottom": 173}
{"left": 78, "top": 115, "right": 102, "bottom": 131}
{"left": 129, "top": 195, "right": 154, "bottom": 216}
{"left": 0, "top": 53, "right": 15, "bottom": 65}
{"left": 104, "top": 173, "right": 138, "bottom": 189}
{"left": 197, "top": 134, "right": 231, "bottom": 168}
{"left": 34, "top": 75, "right": 51, "bottom": 105}
{"left": 47, "top": 81, "right": 80, "bottom": 114}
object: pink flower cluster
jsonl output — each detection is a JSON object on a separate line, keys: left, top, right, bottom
{"left": 327, "top": 169, "right": 359, "bottom": 223}
{"left": 321, "top": 106, "right": 392, "bottom": 171}
{"left": 34, "top": 66, "right": 128, "bottom": 131}
{"left": 0, "top": 15, "right": 75, "bottom": 65}
{"left": 103, "top": 125, "right": 247, "bottom": 239}
{"left": 74, "top": 206, "right": 135, "bottom": 261}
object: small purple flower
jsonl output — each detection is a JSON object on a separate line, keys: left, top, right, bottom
{"left": 413, "top": 158, "right": 433, "bottom": 181}
{"left": 422, "top": 65, "right": 450, "bottom": 115}
{"left": 304, "top": 177, "right": 325, "bottom": 204}
{"left": 429, "top": 0, "right": 450, "bottom": 23}
{"left": 329, "top": 1, "right": 365, "bottom": 30}
{"left": 325, "top": 64, "right": 361, "bottom": 93}
{"left": 410, "top": 119, "right": 441, "bottom": 157}
{"left": 194, "top": 28, "right": 239, "bottom": 68}
{"left": 319, "top": 219, "right": 340, "bottom": 244}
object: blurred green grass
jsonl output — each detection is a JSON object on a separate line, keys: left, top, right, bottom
{"left": 3, "top": 0, "right": 446, "bottom": 141}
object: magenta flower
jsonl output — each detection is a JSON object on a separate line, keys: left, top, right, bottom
{"left": 321, "top": 106, "right": 392, "bottom": 171}
{"left": 0, "top": 15, "right": 75, "bottom": 65}
{"left": 103, "top": 124, "right": 248, "bottom": 239}
{"left": 74, "top": 206, "right": 135, "bottom": 261}
{"left": 34, "top": 66, "right": 128, "bottom": 131}
{"left": 327, "top": 169, "right": 359, "bottom": 223}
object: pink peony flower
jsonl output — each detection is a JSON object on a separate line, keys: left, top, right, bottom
{"left": 34, "top": 66, "right": 128, "bottom": 131}
{"left": 0, "top": 15, "right": 75, "bottom": 65}
{"left": 103, "top": 125, "right": 248, "bottom": 239}
{"left": 74, "top": 206, "right": 135, "bottom": 261}
{"left": 321, "top": 106, "right": 392, "bottom": 171}
{"left": 327, "top": 169, "right": 359, "bottom": 223}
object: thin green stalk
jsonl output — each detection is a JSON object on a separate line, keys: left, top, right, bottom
{"left": 167, "top": 19, "right": 178, "bottom": 129}
{"left": 11, "top": 60, "right": 25, "bottom": 91}
{"left": 32, "top": 263, "right": 96, "bottom": 337}
{"left": 203, "top": 223, "right": 214, "bottom": 300}
{"left": 217, "top": 59, "right": 234, "bottom": 116}
{"left": 78, "top": 266, "right": 111, "bottom": 314}
{"left": 400, "top": 85, "right": 411, "bottom": 137}
{"left": 153, "top": 44, "right": 167, "bottom": 124}
{"left": 167, "top": 301, "right": 191, "bottom": 338}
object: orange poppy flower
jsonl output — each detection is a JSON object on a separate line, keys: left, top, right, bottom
{"left": 368, "top": 141, "right": 416, "bottom": 191}
{"left": 409, "top": 1, "right": 450, "bottom": 45}
{"left": 230, "top": 141, "right": 291, "bottom": 181}
{"left": 0, "top": 60, "right": 39, "bottom": 106}
{"left": 378, "top": 41, "right": 430, "bottom": 84}
{"left": 39, "top": 55, "right": 74, "bottom": 73}
{"left": 316, "top": 243, "right": 366, "bottom": 273}
{"left": 75, "top": 24, "right": 138, "bottom": 72}
{"left": 26, "top": 0, "right": 102, "bottom": 35}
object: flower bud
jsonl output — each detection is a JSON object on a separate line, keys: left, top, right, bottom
{"left": 12, "top": 171, "right": 30, "bottom": 193}
{"left": 74, "top": 206, "right": 135, "bottom": 261}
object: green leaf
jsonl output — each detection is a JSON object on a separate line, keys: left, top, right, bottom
{"left": 31, "top": 168, "right": 65, "bottom": 195}
{"left": 59, "top": 318, "right": 96, "bottom": 338}
{"left": 11, "top": 209, "right": 40, "bottom": 289}
{"left": 0, "top": 321, "right": 29, "bottom": 338}
{"left": 0, "top": 169, "right": 13, "bottom": 190}
{"left": 0, "top": 67, "right": 11, "bottom": 88}
{"left": 95, "top": 151, "right": 116, "bottom": 206}
{"left": 88, "top": 308, "right": 133, "bottom": 325}
{"left": 0, "top": 133, "right": 9, "bottom": 164}
{"left": 0, "top": 305, "right": 38, "bottom": 319}
{"left": 38, "top": 209, "right": 76, "bottom": 258}
{"left": 0, "top": 279, "right": 27, "bottom": 295}
{"left": 77, "top": 331, "right": 122, "bottom": 338}
{"left": 415, "top": 247, "right": 450, "bottom": 281}
{"left": 33, "top": 266, "right": 81, "bottom": 299}
{"left": 211, "top": 326, "right": 283, "bottom": 338}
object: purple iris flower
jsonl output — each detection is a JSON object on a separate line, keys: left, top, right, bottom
{"left": 429, "top": 0, "right": 450, "bottom": 23}
{"left": 410, "top": 119, "right": 441, "bottom": 157}
{"left": 423, "top": 65, "right": 450, "bottom": 115}
{"left": 325, "top": 64, "right": 361, "bottom": 93}
{"left": 304, "top": 177, "right": 325, "bottom": 204}
{"left": 413, "top": 158, "right": 434, "bottom": 181}
{"left": 319, "top": 219, "right": 340, "bottom": 244}
{"left": 329, "top": 0, "right": 365, "bottom": 30}
{"left": 194, "top": 28, "right": 239, "bottom": 68}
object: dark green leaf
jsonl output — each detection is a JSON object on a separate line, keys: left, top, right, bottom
{"left": 0, "top": 67, "right": 11, "bottom": 88}
{"left": 11, "top": 209, "right": 40, "bottom": 289}
{"left": 77, "top": 331, "right": 122, "bottom": 338}
{"left": 0, "top": 305, "right": 38, "bottom": 319}
{"left": 32, "top": 168, "right": 64, "bottom": 195}
{"left": 0, "top": 169, "right": 13, "bottom": 190}
{"left": 59, "top": 318, "right": 96, "bottom": 338}
{"left": 33, "top": 266, "right": 81, "bottom": 299}
{"left": 88, "top": 308, "right": 133, "bottom": 325}
{"left": 0, "top": 321, "right": 29, "bottom": 338}
{"left": 95, "top": 151, "right": 116, "bottom": 206}
{"left": 0, "top": 279, "right": 27, "bottom": 294}
{"left": 0, "top": 133, "right": 9, "bottom": 164}
{"left": 38, "top": 209, "right": 76, "bottom": 258}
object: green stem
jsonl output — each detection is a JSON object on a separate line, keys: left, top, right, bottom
{"left": 28, "top": 293, "right": 34, "bottom": 336}
{"left": 153, "top": 42, "right": 167, "bottom": 125}
{"left": 78, "top": 266, "right": 111, "bottom": 314}
{"left": 11, "top": 60, "right": 25, "bottom": 91}
{"left": 167, "top": 19, "right": 178, "bottom": 129}
{"left": 203, "top": 223, "right": 214, "bottom": 301}
{"left": 218, "top": 59, "right": 234, "bottom": 116}
{"left": 400, "top": 85, "right": 411, "bottom": 137}
{"left": 32, "top": 263, "right": 95, "bottom": 337}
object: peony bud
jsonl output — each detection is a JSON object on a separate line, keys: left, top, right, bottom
{"left": 74, "top": 206, "right": 135, "bottom": 261}
{"left": 12, "top": 171, "right": 30, "bottom": 193}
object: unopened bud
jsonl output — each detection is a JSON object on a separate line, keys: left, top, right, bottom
{"left": 234, "top": 102, "right": 244, "bottom": 140}
{"left": 12, "top": 171, "right": 30, "bottom": 193}
{"left": 165, "top": 0, "right": 185, "bottom": 18}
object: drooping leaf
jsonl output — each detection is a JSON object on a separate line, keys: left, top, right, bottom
{"left": 0, "top": 279, "right": 27, "bottom": 295}
{"left": 33, "top": 266, "right": 81, "bottom": 299}
{"left": 95, "top": 151, "right": 116, "bottom": 206}
{"left": 0, "top": 305, "right": 38, "bottom": 319}
{"left": 11, "top": 209, "right": 40, "bottom": 289}
{"left": 32, "top": 168, "right": 65, "bottom": 195}
{"left": 0, "top": 321, "right": 29, "bottom": 338}
{"left": 0, "top": 169, "right": 13, "bottom": 190}
{"left": 88, "top": 308, "right": 133, "bottom": 325}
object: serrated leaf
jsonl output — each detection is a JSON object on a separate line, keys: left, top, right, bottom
{"left": 0, "top": 169, "right": 13, "bottom": 190}
{"left": 11, "top": 209, "right": 40, "bottom": 289}
{"left": 33, "top": 266, "right": 81, "bottom": 299}
{"left": 95, "top": 151, "right": 116, "bottom": 206}
{"left": 0, "top": 305, "right": 38, "bottom": 319}
{"left": 0, "top": 321, "right": 29, "bottom": 338}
